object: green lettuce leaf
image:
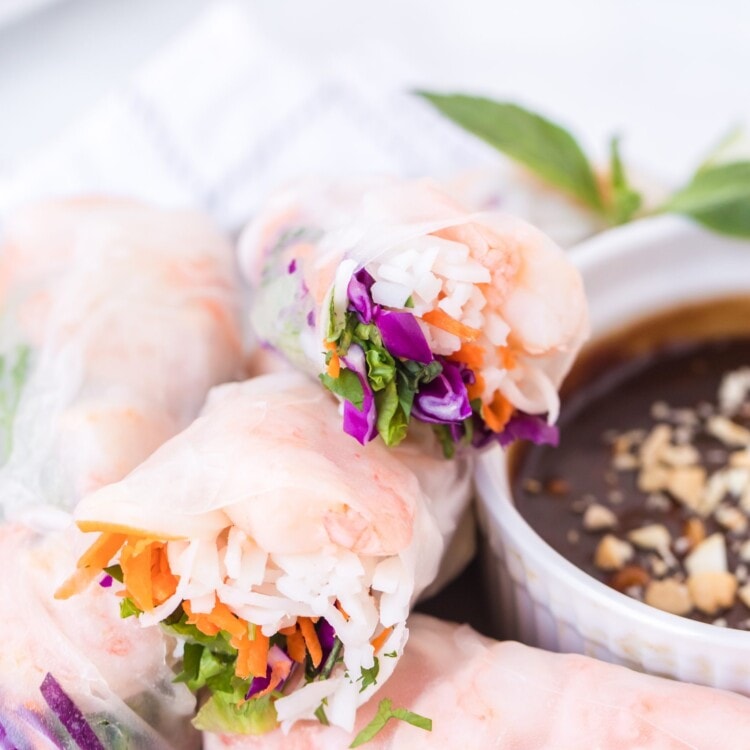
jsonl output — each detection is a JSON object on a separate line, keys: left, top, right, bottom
{"left": 320, "top": 369, "right": 365, "bottom": 410}
{"left": 418, "top": 93, "right": 603, "bottom": 211}
{"left": 193, "top": 693, "right": 277, "bottom": 735}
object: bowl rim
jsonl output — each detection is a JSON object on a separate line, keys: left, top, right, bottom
{"left": 479, "top": 213, "right": 750, "bottom": 649}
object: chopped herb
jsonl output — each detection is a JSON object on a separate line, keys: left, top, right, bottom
{"left": 383, "top": 651, "right": 397, "bottom": 658}
{"left": 350, "top": 699, "right": 432, "bottom": 747}
{"left": 404, "top": 296, "right": 415, "bottom": 308}
{"left": 314, "top": 700, "right": 329, "bottom": 726}
{"left": 318, "top": 637, "right": 344, "bottom": 680}
{"left": 358, "top": 657, "right": 380, "bottom": 692}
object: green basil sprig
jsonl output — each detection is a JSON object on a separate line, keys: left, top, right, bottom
{"left": 419, "top": 91, "right": 750, "bottom": 238}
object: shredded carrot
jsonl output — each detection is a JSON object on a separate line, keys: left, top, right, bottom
{"left": 497, "top": 346, "right": 517, "bottom": 370}
{"left": 323, "top": 339, "right": 341, "bottom": 378}
{"left": 298, "top": 617, "right": 323, "bottom": 668}
{"left": 76, "top": 532, "right": 126, "bottom": 571}
{"left": 120, "top": 541, "right": 154, "bottom": 611}
{"left": 54, "top": 568, "right": 97, "bottom": 600}
{"left": 252, "top": 658, "right": 292, "bottom": 698}
{"left": 482, "top": 391, "right": 514, "bottom": 433}
{"left": 422, "top": 309, "right": 481, "bottom": 342}
{"left": 448, "top": 342, "right": 485, "bottom": 370}
{"left": 232, "top": 631, "right": 269, "bottom": 679}
{"left": 467, "top": 372, "right": 485, "bottom": 402}
{"left": 279, "top": 625, "right": 297, "bottom": 636}
{"left": 285, "top": 627, "right": 307, "bottom": 663}
{"left": 205, "top": 601, "right": 247, "bottom": 640}
{"left": 335, "top": 600, "right": 350, "bottom": 622}
{"left": 371, "top": 626, "right": 393, "bottom": 653}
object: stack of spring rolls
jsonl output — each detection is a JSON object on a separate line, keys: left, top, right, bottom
{"left": 3, "top": 181, "right": 750, "bottom": 749}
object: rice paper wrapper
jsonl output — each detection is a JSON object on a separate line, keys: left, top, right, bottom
{"left": 0, "top": 523, "right": 198, "bottom": 749}
{"left": 204, "top": 612, "right": 750, "bottom": 749}
{"left": 0, "top": 198, "right": 244, "bottom": 525}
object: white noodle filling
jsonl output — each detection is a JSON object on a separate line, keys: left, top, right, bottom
{"left": 156, "top": 531, "right": 412, "bottom": 731}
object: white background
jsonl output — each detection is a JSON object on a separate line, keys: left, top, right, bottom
{"left": 1, "top": 0, "right": 749, "bottom": 182}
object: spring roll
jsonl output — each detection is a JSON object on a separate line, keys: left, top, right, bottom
{"left": 61, "top": 373, "right": 444, "bottom": 736}
{"left": 239, "top": 178, "right": 588, "bottom": 455}
{"left": 0, "top": 198, "right": 243, "bottom": 522}
{"left": 204, "top": 613, "right": 750, "bottom": 749}
{"left": 0, "top": 523, "right": 198, "bottom": 749}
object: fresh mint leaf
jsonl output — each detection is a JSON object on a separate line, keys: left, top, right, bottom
{"left": 608, "top": 136, "right": 642, "bottom": 224}
{"left": 418, "top": 93, "right": 603, "bottom": 212}
{"left": 349, "top": 698, "right": 432, "bottom": 748}
{"left": 358, "top": 658, "right": 380, "bottom": 692}
{"left": 320, "top": 369, "right": 365, "bottom": 410}
{"left": 661, "top": 161, "right": 750, "bottom": 237}
{"left": 192, "top": 693, "right": 277, "bottom": 734}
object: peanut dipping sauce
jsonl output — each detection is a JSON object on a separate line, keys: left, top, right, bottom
{"left": 511, "top": 297, "right": 750, "bottom": 628}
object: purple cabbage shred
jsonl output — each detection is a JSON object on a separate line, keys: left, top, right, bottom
{"left": 39, "top": 673, "right": 104, "bottom": 750}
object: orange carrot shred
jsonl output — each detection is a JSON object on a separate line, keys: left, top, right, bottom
{"left": 335, "top": 600, "right": 350, "bottom": 622}
{"left": 371, "top": 626, "right": 393, "bottom": 653}
{"left": 466, "top": 372, "right": 486, "bottom": 402}
{"left": 448, "top": 342, "right": 485, "bottom": 370}
{"left": 120, "top": 542, "right": 154, "bottom": 611}
{"left": 327, "top": 351, "right": 341, "bottom": 378}
{"left": 298, "top": 617, "right": 323, "bottom": 668}
{"left": 482, "top": 391, "right": 514, "bottom": 433}
{"left": 497, "top": 346, "right": 517, "bottom": 371}
{"left": 253, "top": 659, "right": 292, "bottom": 698}
{"left": 232, "top": 631, "right": 269, "bottom": 679}
{"left": 76, "top": 532, "right": 126, "bottom": 571}
{"left": 422, "top": 309, "right": 481, "bottom": 342}
{"left": 285, "top": 628, "right": 307, "bottom": 663}
{"left": 205, "top": 601, "right": 247, "bottom": 640}
{"left": 279, "top": 625, "right": 298, "bottom": 636}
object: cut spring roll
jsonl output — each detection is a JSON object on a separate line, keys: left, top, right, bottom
{"left": 61, "top": 374, "right": 444, "bottom": 735}
{"left": 239, "top": 178, "right": 588, "bottom": 455}
{"left": 0, "top": 198, "right": 243, "bottom": 521}
{"left": 0, "top": 523, "right": 198, "bottom": 750}
{"left": 205, "top": 613, "right": 750, "bottom": 749}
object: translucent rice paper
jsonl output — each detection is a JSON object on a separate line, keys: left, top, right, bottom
{"left": 74, "top": 373, "right": 448, "bottom": 732}
{"left": 246, "top": 349, "right": 475, "bottom": 597}
{"left": 204, "top": 612, "right": 750, "bottom": 749}
{"left": 0, "top": 523, "right": 199, "bottom": 750}
{"left": 0, "top": 198, "right": 244, "bottom": 525}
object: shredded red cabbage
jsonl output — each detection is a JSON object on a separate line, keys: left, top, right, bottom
{"left": 245, "top": 646, "right": 294, "bottom": 699}
{"left": 473, "top": 412, "right": 559, "bottom": 449}
{"left": 98, "top": 575, "right": 113, "bottom": 588}
{"left": 498, "top": 414, "right": 559, "bottom": 448}
{"left": 0, "top": 717, "right": 18, "bottom": 750}
{"left": 374, "top": 310, "right": 432, "bottom": 364}
{"left": 316, "top": 618, "right": 336, "bottom": 662}
{"left": 412, "top": 359, "right": 472, "bottom": 424}
{"left": 347, "top": 268, "right": 377, "bottom": 324}
{"left": 39, "top": 674, "right": 104, "bottom": 750}
{"left": 341, "top": 345, "right": 378, "bottom": 444}
{"left": 287, "top": 259, "right": 297, "bottom": 274}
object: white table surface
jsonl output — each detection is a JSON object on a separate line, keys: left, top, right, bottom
{"left": 1, "top": 0, "right": 750, "bottom": 183}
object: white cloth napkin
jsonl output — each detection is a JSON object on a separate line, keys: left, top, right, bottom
{"left": 0, "top": 1, "right": 499, "bottom": 231}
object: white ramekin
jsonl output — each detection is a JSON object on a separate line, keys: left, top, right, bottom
{"left": 476, "top": 215, "right": 750, "bottom": 694}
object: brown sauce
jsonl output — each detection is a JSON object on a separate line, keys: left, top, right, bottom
{"left": 512, "top": 296, "right": 750, "bottom": 628}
